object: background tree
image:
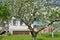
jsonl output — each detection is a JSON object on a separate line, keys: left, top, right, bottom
{"left": 41, "top": 0, "right": 60, "bottom": 37}
{"left": 0, "top": 1, "right": 11, "bottom": 34}
{"left": 48, "top": 11, "right": 60, "bottom": 37}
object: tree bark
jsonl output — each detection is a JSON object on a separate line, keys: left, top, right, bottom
{"left": 5, "top": 21, "right": 9, "bottom": 34}
{"left": 52, "top": 32, "right": 54, "bottom": 37}
{"left": 31, "top": 31, "right": 37, "bottom": 40}
{"left": 32, "top": 36, "right": 36, "bottom": 40}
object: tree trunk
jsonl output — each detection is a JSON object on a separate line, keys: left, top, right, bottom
{"left": 52, "top": 32, "right": 54, "bottom": 37}
{"left": 5, "top": 21, "right": 9, "bottom": 34}
{"left": 31, "top": 31, "right": 37, "bottom": 40}
{"left": 32, "top": 36, "right": 36, "bottom": 40}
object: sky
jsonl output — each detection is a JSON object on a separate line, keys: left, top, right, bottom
{"left": 0, "top": 0, "right": 4, "bottom": 4}
{"left": 0, "top": 0, "right": 60, "bottom": 4}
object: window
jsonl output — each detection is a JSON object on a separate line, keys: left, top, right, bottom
{"left": 13, "top": 19, "right": 16, "bottom": 26}
{"left": 20, "top": 20, "right": 23, "bottom": 25}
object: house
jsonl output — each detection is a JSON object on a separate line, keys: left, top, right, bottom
{"left": 8, "top": 17, "right": 31, "bottom": 35}
{"left": 8, "top": 17, "right": 51, "bottom": 35}
{"left": 0, "top": 17, "right": 52, "bottom": 35}
{"left": 9, "top": 24, "right": 31, "bottom": 35}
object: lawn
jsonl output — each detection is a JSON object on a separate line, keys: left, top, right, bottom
{"left": 0, "top": 32, "right": 60, "bottom": 40}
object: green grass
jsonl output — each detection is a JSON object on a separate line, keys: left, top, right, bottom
{"left": 0, "top": 32, "right": 60, "bottom": 40}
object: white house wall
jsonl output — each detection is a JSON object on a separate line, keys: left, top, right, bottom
{"left": 9, "top": 19, "right": 30, "bottom": 34}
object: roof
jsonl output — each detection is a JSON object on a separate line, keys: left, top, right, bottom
{"left": 9, "top": 25, "right": 29, "bottom": 31}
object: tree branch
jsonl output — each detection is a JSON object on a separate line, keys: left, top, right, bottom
{"left": 35, "top": 19, "right": 60, "bottom": 34}
{"left": 48, "top": 19, "right": 60, "bottom": 26}
{"left": 52, "top": 27, "right": 58, "bottom": 32}
{"left": 36, "top": 27, "right": 45, "bottom": 34}
{"left": 17, "top": 7, "right": 34, "bottom": 32}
